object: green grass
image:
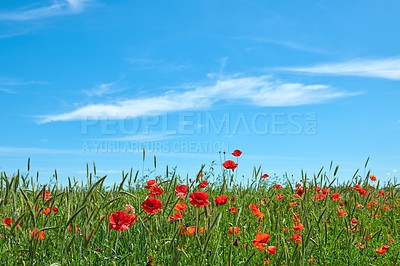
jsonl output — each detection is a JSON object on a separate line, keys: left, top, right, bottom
{"left": 0, "top": 157, "right": 399, "bottom": 265}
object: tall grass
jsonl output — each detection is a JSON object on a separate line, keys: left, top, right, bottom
{"left": 0, "top": 156, "right": 398, "bottom": 265}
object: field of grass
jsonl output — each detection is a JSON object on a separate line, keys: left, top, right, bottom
{"left": 0, "top": 151, "right": 399, "bottom": 265}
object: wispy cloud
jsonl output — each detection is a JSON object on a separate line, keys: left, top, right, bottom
{"left": 238, "top": 36, "right": 329, "bottom": 54}
{"left": 84, "top": 80, "right": 127, "bottom": 97}
{"left": 125, "top": 58, "right": 191, "bottom": 72}
{"left": 38, "top": 74, "right": 356, "bottom": 123}
{"left": 0, "top": 78, "right": 47, "bottom": 86}
{"left": 0, "top": 146, "right": 80, "bottom": 155}
{"left": 94, "top": 133, "right": 178, "bottom": 142}
{"left": 0, "top": 78, "right": 47, "bottom": 94}
{"left": 0, "top": 88, "right": 15, "bottom": 94}
{"left": 0, "top": 0, "right": 92, "bottom": 21}
{"left": 283, "top": 57, "right": 400, "bottom": 80}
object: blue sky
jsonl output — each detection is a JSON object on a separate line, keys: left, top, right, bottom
{"left": 0, "top": 0, "right": 399, "bottom": 184}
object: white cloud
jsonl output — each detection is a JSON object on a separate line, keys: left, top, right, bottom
{"left": 0, "top": 88, "right": 15, "bottom": 94}
{"left": 84, "top": 80, "right": 127, "bottom": 97}
{"left": 38, "top": 75, "right": 356, "bottom": 123}
{"left": 0, "top": 0, "right": 92, "bottom": 21}
{"left": 125, "top": 58, "right": 191, "bottom": 72}
{"left": 0, "top": 146, "right": 79, "bottom": 155}
{"left": 238, "top": 36, "right": 329, "bottom": 54}
{"left": 93, "top": 133, "right": 177, "bottom": 142}
{"left": 0, "top": 78, "right": 47, "bottom": 94}
{"left": 283, "top": 57, "right": 400, "bottom": 80}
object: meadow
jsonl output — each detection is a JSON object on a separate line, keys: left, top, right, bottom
{"left": 0, "top": 150, "right": 398, "bottom": 265}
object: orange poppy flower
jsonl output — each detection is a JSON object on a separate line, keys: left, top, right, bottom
{"left": 30, "top": 228, "right": 45, "bottom": 240}
{"left": 376, "top": 245, "right": 389, "bottom": 254}
{"left": 293, "top": 223, "right": 305, "bottom": 231}
{"left": 266, "top": 246, "right": 276, "bottom": 255}
{"left": 174, "top": 202, "right": 188, "bottom": 212}
{"left": 229, "top": 207, "right": 238, "bottom": 213}
{"left": 227, "top": 226, "right": 242, "bottom": 235}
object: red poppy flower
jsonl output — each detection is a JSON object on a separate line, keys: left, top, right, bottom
{"left": 31, "top": 228, "right": 45, "bottom": 240}
{"left": 262, "top": 174, "right": 269, "bottom": 178}
{"left": 4, "top": 218, "right": 13, "bottom": 227}
{"left": 39, "top": 190, "right": 52, "bottom": 202}
{"left": 175, "top": 185, "right": 187, "bottom": 198}
{"left": 276, "top": 194, "right": 285, "bottom": 200}
{"left": 231, "top": 149, "right": 242, "bottom": 157}
{"left": 168, "top": 212, "right": 182, "bottom": 222}
{"left": 174, "top": 202, "right": 188, "bottom": 212}
{"left": 249, "top": 204, "right": 264, "bottom": 219}
{"left": 148, "top": 187, "right": 164, "bottom": 197}
{"left": 289, "top": 232, "right": 302, "bottom": 243}
{"left": 296, "top": 187, "right": 304, "bottom": 197}
{"left": 321, "top": 188, "right": 330, "bottom": 195}
{"left": 253, "top": 232, "right": 270, "bottom": 243}
{"left": 252, "top": 232, "right": 270, "bottom": 251}
{"left": 370, "top": 175, "right": 377, "bottom": 182}
{"left": 222, "top": 160, "right": 238, "bottom": 171}
{"left": 141, "top": 197, "right": 162, "bottom": 214}
{"left": 273, "top": 184, "right": 283, "bottom": 189}
{"left": 189, "top": 192, "right": 210, "bottom": 209}
{"left": 43, "top": 208, "right": 50, "bottom": 215}
{"left": 376, "top": 245, "right": 389, "bottom": 254}
{"left": 53, "top": 207, "right": 58, "bottom": 213}
{"left": 313, "top": 186, "right": 321, "bottom": 192}
{"left": 293, "top": 223, "right": 305, "bottom": 231}
{"left": 215, "top": 195, "right": 228, "bottom": 206}
{"left": 266, "top": 246, "right": 276, "bottom": 255}
{"left": 198, "top": 180, "right": 209, "bottom": 189}
{"left": 331, "top": 193, "right": 340, "bottom": 201}
{"left": 231, "top": 195, "right": 235, "bottom": 204}
{"left": 229, "top": 207, "right": 238, "bottom": 213}
{"left": 351, "top": 218, "right": 357, "bottom": 225}
{"left": 249, "top": 204, "right": 259, "bottom": 211}
{"left": 184, "top": 226, "right": 196, "bottom": 236}
{"left": 109, "top": 211, "right": 137, "bottom": 231}
{"left": 336, "top": 209, "right": 347, "bottom": 216}
{"left": 145, "top": 180, "right": 159, "bottom": 189}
